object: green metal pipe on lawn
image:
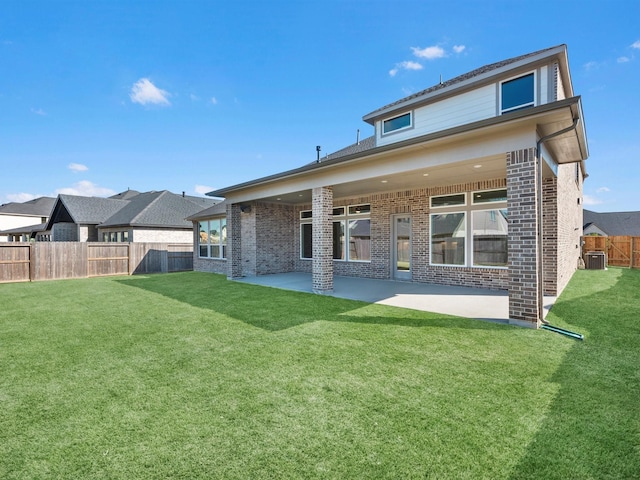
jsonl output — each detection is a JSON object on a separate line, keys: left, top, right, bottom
{"left": 541, "top": 324, "right": 584, "bottom": 340}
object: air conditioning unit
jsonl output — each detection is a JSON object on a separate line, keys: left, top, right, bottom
{"left": 585, "top": 251, "right": 606, "bottom": 270}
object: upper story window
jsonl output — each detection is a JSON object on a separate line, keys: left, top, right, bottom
{"left": 382, "top": 112, "right": 412, "bottom": 134}
{"left": 500, "top": 72, "right": 535, "bottom": 114}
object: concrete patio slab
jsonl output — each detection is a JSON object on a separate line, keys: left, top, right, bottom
{"left": 234, "top": 272, "right": 557, "bottom": 324}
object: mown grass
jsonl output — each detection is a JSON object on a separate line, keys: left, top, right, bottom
{"left": 0, "top": 269, "right": 638, "bottom": 479}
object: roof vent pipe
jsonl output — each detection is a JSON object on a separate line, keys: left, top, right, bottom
{"left": 316, "top": 145, "right": 321, "bottom": 162}
{"left": 357, "top": 129, "right": 360, "bottom": 145}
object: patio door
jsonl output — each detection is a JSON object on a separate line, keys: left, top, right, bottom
{"left": 392, "top": 215, "right": 411, "bottom": 280}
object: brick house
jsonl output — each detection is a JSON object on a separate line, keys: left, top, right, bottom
{"left": 190, "top": 45, "right": 588, "bottom": 328}
{"left": 45, "top": 190, "right": 218, "bottom": 243}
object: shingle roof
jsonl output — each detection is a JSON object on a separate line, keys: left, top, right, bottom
{"left": 109, "top": 189, "right": 141, "bottom": 200}
{"left": 186, "top": 201, "right": 228, "bottom": 221}
{"left": 58, "top": 195, "right": 129, "bottom": 224}
{"left": 364, "top": 45, "right": 564, "bottom": 122}
{"left": 0, "top": 196, "right": 56, "bottom": 216}
{"left": 100, "top": 190, "right": 218, "bottom": 228}
{"left": 323, "top": 135, "right": 376, "bottom": 161}
{"left": 583, "top": 209, "right": 640, "bottom": 236}
{"left": 0, "top": 222, "right": 47, "bottom": 235}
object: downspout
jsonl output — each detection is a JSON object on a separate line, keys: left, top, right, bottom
{"left": 535, "top": 117, "right": 579, "bottom": 326}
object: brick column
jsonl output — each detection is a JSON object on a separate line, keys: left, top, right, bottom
{"left": 312, "top": 186, "right": 333, "bottom": 294}
{"left": 226, "top": 203, "right": 243, "bottom": 279}
{"left": 507, "top": 148, "right": 540, "bottom": 328}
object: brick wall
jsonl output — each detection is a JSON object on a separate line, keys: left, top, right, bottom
{"left": 52, "top": 223, "right": 78, "bottom": 241}
{"left": 255, "top": 202, "right": 295, "bottom": 274}
{"left": 241, "top": 206, "right": 256, "bottom": 276}
{"left": 507, "top": 148, "right": 539, "bottom": 326}
{"left": 294, "top": 180, "right": 508, "bottom": 290}
{"left": 312, "top": 186, "right": 333, "bottom": 293}
{"left": 227, "top": 203, "right": 243, "bottom": 278}
{"left": 542, "top": 177, "right": 558, "bottom": 295}
{"left": 555, "top": 162, "right": 583, "bottom": 294}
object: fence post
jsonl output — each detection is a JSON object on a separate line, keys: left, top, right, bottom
{"left": 29, "top": 243, "right": 35, "bottom": 282}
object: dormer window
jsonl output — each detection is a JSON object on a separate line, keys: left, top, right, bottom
{"left": 382, "top": 112, "right": 412, "bottom": 134}
{"left": 500, "top": 72, "right": 535, "bottom": 114}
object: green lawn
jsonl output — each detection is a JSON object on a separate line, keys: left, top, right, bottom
{"left": 1, "top": 269, "right": 638, "bottom": 479}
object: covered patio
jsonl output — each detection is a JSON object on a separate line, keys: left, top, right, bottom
{"left": 234, "top": 272, "right": 557, "bottom": 324}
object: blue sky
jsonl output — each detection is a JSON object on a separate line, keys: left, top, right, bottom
{"left": 1, "top": 0, "right": 638, "bottom": 212}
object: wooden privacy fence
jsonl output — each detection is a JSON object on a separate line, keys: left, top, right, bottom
{"left": 582, "top": 236, "right": 640, "bottom": 268}
{"left": 0, "top": 242, "right": 193, "bottom": 283}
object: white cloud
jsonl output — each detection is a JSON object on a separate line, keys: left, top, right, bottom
{"left": 584, "top": 61, "right": 602, "bottom": 71}
{"left": 55, "top": 180, "right": 116, "bottom": 197}
{"left": 210, "top": 97, "right": 218, "bottom": 105}
{"left": 583, "top": 194, "right": 603, "bottom": 206}
{"left": 596, "top": 187, "right": 610, "bottom": 194}
{"left": 453, "top": 45, "right": 466, "bottom": 54}
{"left": 631, "top": 40, "right": 640, "bottom": 49}
{"left": 195, "top": 184, "right": 214, "bottom": 195}
{"left": 190, "top": 93, "right": 199, "bottom": 101}
{"left": 411, "top": 45, "right": 446, "bottom": 60}
{"left": 389, "top": 60, "right": 423, "bottom": 77}
{"left": 7, "top": 192, "right": 40, "bottom": 202}
{"left": 31, "top": 108, "right": 47, "bottom": 116}
{"left": 129, "top": 78, "right": 171, "bottom": 106}
{"left": 68, "top": 163, "right": 88, "bottom": 173}
{"left": 618, "top": 56, "right": 631, "bottom": 63}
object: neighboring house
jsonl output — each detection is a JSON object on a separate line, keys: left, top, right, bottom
{"left": 46, "top": 190, "right": 218, "bottom": 242}
{"left": 583, "top": 209, "right": 640, "bottom": 236}
{"left": 0, "top": 197, "right": 55, "bottom": 242}
{"left": 191, "top": 44, "right": 589, "bottom": 329}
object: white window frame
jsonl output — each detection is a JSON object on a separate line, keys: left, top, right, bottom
{"left": 500, "top": 71, "right": 536, "bottom": 114}
{"left": 198, "top": 218, "right": 227, "bottom": 260}
{"left": 472, "top": 188, "right": 507, "bottom": 205}
{"left": 471, "top": 208, "right": 508, "bottom": 268}
{"left": 299, "top": 204, "right": 371, "bottom": 262}
{"left": 430, "top": 193, "right": 467, "bottom": 209}
{"left": 429, "top": 191, "right": 507, "bottom": 269}
{"left": 430, "top": 210, "right": 467, "bottom": 267}
{"left": 382, "top": 112, "right": 413, "bottom": 135}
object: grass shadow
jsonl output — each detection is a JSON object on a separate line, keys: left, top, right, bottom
{"left": 509, "top": 268, "right": 640, "bottom": 479}
{"left": 116, "top": 272, "right": 512, "bottom": 333}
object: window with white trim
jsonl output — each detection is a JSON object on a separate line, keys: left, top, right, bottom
{"left": 430, "top": 190, "right": 507, "bottom": 268}
{"left": 472, "top": 209, "right": 508, "bottom": 267}
{"left": 500, "top": 72, "right": 535, "bottom": 114}
{"left": 300, "top": 204, "right": 371, "bottom": 261}
{"left": 382, "top": 112, "right": 412, "bottom": 134}
{"left": 198, "top": 218, "right": 227, "bottom": 259}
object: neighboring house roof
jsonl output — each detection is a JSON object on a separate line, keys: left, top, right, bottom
{"left": 47, "top": 195, "right": 130, "bottom": 228}
{"left": 0, "top": 196, "right": 56, "bottom": 217}
{"left": 1, "top": 222, "right": 48, "bottom": 235}
{"left": 186, "top": 201, "right": 228, "bottom": 221}
{"left": 109, "top": 189, "right": 142, "bottom": 200}
{"left": 583, "top": 209, "right": 640, "bottom": 236}
{"left": 45, "top": 190, "right": 218, "bottom": 231}
{"left": 101, "top": 190, "right": 218, "bottom": 228}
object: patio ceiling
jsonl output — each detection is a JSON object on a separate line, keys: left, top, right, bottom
{"left": 260, "top": 155, "right": 507, "bottom": 204}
